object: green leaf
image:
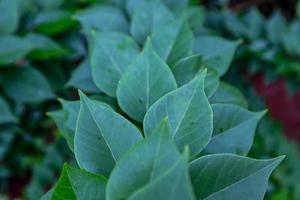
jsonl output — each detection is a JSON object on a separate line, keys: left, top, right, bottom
{"left": 266, "top": 11, "right": 287, "bottom": 45}
{"left": 203, "top": 104, "right": 265, "bottom": 155}
{"left": 186, "top": 6, "right": 205, "bottom": 33}
{"left": 33, "top": 10, "right": 76, "bottom": 35}
{"left": 2, "top": 67, "right": 55, "bottom": 104}
{"left": 0, "top": 0, "right": 20, "bottom": 35}
{"left": 130, "top": 0, "right": 174, "bottom": 44}
{"left": 0, "top": 95, "right": 17, "bottom": 124}
{"left": 25, "top": 33, "right": 69, "bottom": 59}
{"left": 0, "top": 36, "right": 32, "bottom": 66}
{"left": 75, "top": 92, "right": 142, "bottom": 176}
{"left": 193, "top": 36, "right": 240, "bottom": 75}
{"left": 50, "top": 164, "right": 107, "bottom": 200}
{"left": 66, "top": 59, "right": 100, "bottom": 93}
{"left": 107, "top": 120, "right": 195, "bottom": 200}
{"left": 91, "top": 32, "right": 139, "bottom": 97}
{"left": 152, "top": 18, "right": 193, "bottom": 67}
{"left": 76, "top": 5, "right": 129, "bottom": 33}
{"left": 209, "top": 82, "right": 248, "bottom": 108}
{"left": 0, "top": 129, "right": 14, "bottom": 159}
{"left": 144, "top": 71, "right": 213, "bottom": 156}
{"left": 117, "top": 39, "right": 177, "bottom": 122}
{"left": 190, "top": 154, "right": 284, "bottom": 200}
{"left": 172, "top": 55, "right": 219, "bottom": 97}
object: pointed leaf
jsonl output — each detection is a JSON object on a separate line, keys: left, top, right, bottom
{"left": 152, "top": 18, "right": 193, "bottom": 67}
{"left": 144, "top": 71, "right": 213, "bottom": 156}
{"left": 209, "top": 82, "right": 248, "bottom": 108}
{"left": 203, "top": 104, "right": 265, "bottom": 155}
{"left": 107, "top": 120, "right": 195, "bottom": 200}
{"left": 193, "top": 36, "right": 240, "bottom": 75}
{"left": 190, "top": 154, "right": 284, "bottom": 200}
{"left": 51, "top": 164, "right": 107, "bottom": 200}
{"left": 91, "top": 32, "right": 139, "bottom": 97}
{"left": 75, "top": 93, "right": 142, "bottom": 176}
{"left": 117, "top": 39, "right": 177, "bottom": 122}
{"left": 0, "top": 95, "right": 17, "bottom": 124}
{"left": 172, "top": 55, "right": 219, "bottom": 97}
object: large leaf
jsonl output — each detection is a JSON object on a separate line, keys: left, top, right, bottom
{"left": 144, "top": 71, "right": 213, "bottom": 156}
{"left": 117, "top": 39, "right": 177, "bottom": 122}
{"left": 2, "top": 67, "right": 55, "bottom": 103}
{"left": 90, "top": 32, "right": 139, "bottom": 97}
{"left": 172, "top": 55, "right": 219, "bottom": 97}
{"left": 66, "top": 59, "right": 100, "bottom": 93}
{"left": 203, "top": 104, "right": 265, "bottom": 155}
{"left": 76, "top": 5, "right": 129, "bottom": 33}
{"left": 152, "top": 18, "right": 193, "bottom": 67}
{"left": 0, "top": 0, "right": 20, "bottom": 35}
{"left": 107, "top": 120, "right": 195, "bottom": 200}
{"left": 130, "top": 0, "right": 174, "bottom": 44}
{"left": 0, "top": 95, "right": 17, "bottom": 124}
{"left": 0, "top": 36, "right": 32, "bottom": 66}
{"left": 190, "top": 154, "right": 284, "bottom": 200}
{"left": 50, "top": 164, "right": 107, "bottom": 200}
{"left": 75, "top": 93, "right": 142, "bottom": 176}
{"left": 209, "top": 82, "right": 248, "bottom": 108}
{"left": 193, "top": 36, "right": 240, "bottom": 75}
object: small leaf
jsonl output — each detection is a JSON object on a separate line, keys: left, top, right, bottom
{"left": 2, "top": 67, "right": 55, "bottom": 104}
{"left": 0, "top": 36, "right": 32, "bottom": 66}
{"left": 152, "top": 18, "right": 194, "bottom": 67}
{"left": 117, "top": 39, "right": 177, "bottom": 122}
{"left": 0, "top": 95, "right": 17, "bottom": 124}
{"left": 76, "top": 5, "right": 129, "bottom": 33}
{"left": 130, "top": 0, "right": 174, "bottom": 44}
{"left": 66, "top": 59, "right": 100, "bottom": 93}
{"left": 203, "top": 104, "right": 265, "bottom": 155}
{"left": 266, "top": 11, "right": 287, "bottom": 45}
{"left": 193, "top": 36, "right": 240, "bottom": 75}
{"left": 209, "top": 82, "right": 248, "bottom": 108}
{"left": 107, "top": 120, "right": 195, "bottom": 200}
{"left": 25, "top": 33, "right": 69, "bottom": 59}
{"left": 50, "top": 164, "right": 107, "bottom": 200}
{"left": 75, "top": 92, "right": 142, "bottom": 176}
{"left": 0, "top": 129, "right": 14, "bottom": 159}
{"left": 190, "top": 154, "right": 284, "bottom": 200}
{"left": 144, "top": 71, "right": 213, "bottom": 156}
{"left": 172, "top": 55, "right": 219, "bottom": 97}
{"left": 91, "top": 32, "right": 139, "bottom": 97}
{"left": 33, "top": 10, "right": 76, "bottom": 35}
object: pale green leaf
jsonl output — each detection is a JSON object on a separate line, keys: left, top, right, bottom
{"left": 75, "top": 92, "right": 142, "bottom": 176}
{"left": 0, "top": 0, "right": 20, "bottom": 35}
{"left": 209, "top": 82, "right": 248, "bottom": 108}
{"left": 144, "top": 71, "right": 213, "bottom": 156}
{"left": 203, "top": 104, "right": 265, "bottom": 155}
{"left": 152, "top": 18, "right": 193, "bottom": 67}
{"left": 91, "top": 32, "right": 139, "bottom": 97}
{"left": 117, "top": 39, "right": 177, "bottom": 122}
{"left": 172, "top": 55, "right": 219, "bottom": 97}
{"left": 190, "top": 154, "right": 284, "bottom": 200}
{"left": 107, "top": 120, "right": 195, "bottom": 200}
{"left": 193, "top": 36, "right": 240, "bottom": 75}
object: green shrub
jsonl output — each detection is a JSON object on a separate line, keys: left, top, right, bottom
{"left": 44, "top": 1, "right": 284, "bottom": 199}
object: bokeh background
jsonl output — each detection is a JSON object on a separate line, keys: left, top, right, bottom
{"left": 0, "top": 0, "right": 299, "bottom": 199}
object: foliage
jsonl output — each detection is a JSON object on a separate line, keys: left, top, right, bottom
{"left": 43, "top": 1, "right": 284, "bottom": 200}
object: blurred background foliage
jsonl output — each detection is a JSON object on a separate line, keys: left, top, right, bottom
{"left": 0, "top": 0, "right": 299, "bottom": 199}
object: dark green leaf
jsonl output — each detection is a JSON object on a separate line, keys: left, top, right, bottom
{"left": 0, "top": 95, "right": 17, "bottom": 124}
